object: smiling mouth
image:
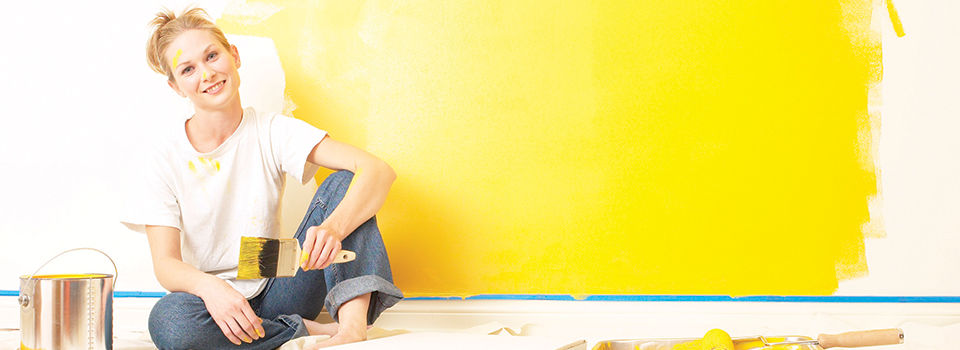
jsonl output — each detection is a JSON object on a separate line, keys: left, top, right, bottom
{"left": 203, "top": 80, "right": 226, "bottom": 94}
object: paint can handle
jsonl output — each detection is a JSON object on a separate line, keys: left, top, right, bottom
{"left": 18, "top": 248, "right": 119, "bottom": 308}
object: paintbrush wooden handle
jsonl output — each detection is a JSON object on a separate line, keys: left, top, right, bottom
{"left": 334, "top": 250, "right": 356, "bottom": 263}
{"left": 817, "top": 328, "right": 903, "bottom": 348}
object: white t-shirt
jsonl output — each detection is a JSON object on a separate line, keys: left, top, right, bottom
{"left": 121, "top": 107, "right": 327, "bottom": 298}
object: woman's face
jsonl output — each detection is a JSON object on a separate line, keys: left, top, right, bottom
{"left": 165, "top": 29, "right": 241, "bottom": 111}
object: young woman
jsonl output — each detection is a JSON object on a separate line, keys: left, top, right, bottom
{"left": 122, "top": 8, "right": 402, "bottom": 349}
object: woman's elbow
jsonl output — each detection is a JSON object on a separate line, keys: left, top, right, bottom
{"left": 380, "top": 160, "right": 397, "bottom": 183}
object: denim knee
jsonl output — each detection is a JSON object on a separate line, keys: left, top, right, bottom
{"left": 326, "top": 169, "right": 355, "bottom": 185}
{"left": 323, "top": 169, "right": 354, "bottom": 192}
{"left": 148, "top": 292, "right": 207, "bottom": 350}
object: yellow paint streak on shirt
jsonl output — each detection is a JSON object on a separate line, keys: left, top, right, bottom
{"left": 218, "top": 0, "right": 877, "bottom": 297}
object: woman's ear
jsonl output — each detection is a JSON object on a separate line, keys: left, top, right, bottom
{"left": 167, "top": 79, "right": 186, "bottom": 98}
{"left": 231, "top": 45, "right": 241, "bottom": 68}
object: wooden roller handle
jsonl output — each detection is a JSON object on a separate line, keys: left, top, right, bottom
{"left": 817, "top": 328, "right": 903, "bottom": 348}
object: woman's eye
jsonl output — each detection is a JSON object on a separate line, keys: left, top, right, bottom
{"left": 207, "top": 52, "right": 218, "bottom": 60}
{"left": 182, "top": 66, "right": 193, "bottom": 74}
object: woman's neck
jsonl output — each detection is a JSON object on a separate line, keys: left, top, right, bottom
{"left": 185, "top": 100, "right": 244, "bottom": 153}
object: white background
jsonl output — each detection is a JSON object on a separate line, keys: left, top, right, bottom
{"left": 0, "top": 0, "right": 957, "bottom": 296}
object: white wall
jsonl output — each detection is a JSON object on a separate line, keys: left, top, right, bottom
{"left": 0, "top": 0, "right": 310, "bottom": 293}
{"left": 0, "top": 0, "right": 957, "bottom": 297}
{"left": 834, "top": 0, "right": 960, "bottom": 296}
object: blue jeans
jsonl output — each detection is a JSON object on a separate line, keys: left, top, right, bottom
{"left": 148, "top": 171, "right": 404, "bottom": 350}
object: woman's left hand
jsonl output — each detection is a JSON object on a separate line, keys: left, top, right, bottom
{"left": 301, "top": 224, "right": 344, "bottom": 271}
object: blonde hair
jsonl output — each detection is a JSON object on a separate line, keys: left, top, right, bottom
{"left": 146, "top": 7, "right": 232, "bottom": 81}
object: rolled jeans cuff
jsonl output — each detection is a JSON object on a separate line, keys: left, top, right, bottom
{"left": 279, "top": 314, "right": 310, "bottom": 339}
{"left": 324, "top": 275, "right": 404, "bottom": 324}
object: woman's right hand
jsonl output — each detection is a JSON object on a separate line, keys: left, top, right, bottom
{"left": 196, "top": 277, "right": 265, "bottom": 345}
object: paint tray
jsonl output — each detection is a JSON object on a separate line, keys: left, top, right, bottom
{"left": 593, "top": 336, "right": 820, "bottom": 350}
{"left": 594, "top": 328, "right": 903, "bottom": 350}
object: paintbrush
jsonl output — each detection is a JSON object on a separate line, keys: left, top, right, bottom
{"left": 237, "top": 236, "right": 356, "bottom": 279}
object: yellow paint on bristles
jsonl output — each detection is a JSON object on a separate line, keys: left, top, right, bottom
{"left": 885, "top": 0, "right": 906, "bottom": 37}
{"left": 237, "top": 236, "right": 267, "bottom": 280}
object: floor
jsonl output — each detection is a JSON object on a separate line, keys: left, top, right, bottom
{"left": 0, "top": 297, "right": 585, "bottom": 350}
{"left": 3, "top": 296, "right": 959, "bottom": 349}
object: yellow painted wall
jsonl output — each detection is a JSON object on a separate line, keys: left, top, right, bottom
{"left": 218, "top": 0, "right": 880, "bottom": 297}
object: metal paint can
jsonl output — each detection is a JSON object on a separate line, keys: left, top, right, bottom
{"left": 18, "top": 248, "right": 117, "bottom": 350}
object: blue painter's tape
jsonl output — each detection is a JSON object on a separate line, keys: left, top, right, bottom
{"left": 0, "top": 290, "right": 167, "bottom": 298}
{"left": 466, "top": 294, "right": 578, "bottom": 301}
{"left": 114, "top": 291, "right": 167, "bottom": 298}
{"left": 406, "top": 296, "right": 466, "bottom": 301}
{"left": 2, "top": 290, "right": 958, "bottom": 302}
{"left": 583, "top": 295, "right": 960, "bottom": 303}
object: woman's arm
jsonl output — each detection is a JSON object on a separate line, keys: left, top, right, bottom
{"left": 145, "top": 225, "right": 217, "bottom": 294}
{"left": 300, "top": 135, "right": 396, "bottom": 270}
{"left": 307, "top": 135, "right": 396, "bottom": 236}
{"left": 145, "top": 225, "right": 264, "bottom": 345}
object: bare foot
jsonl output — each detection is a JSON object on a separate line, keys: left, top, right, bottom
{"left": 302, "top": 319, "right": 339, "bottom": 336}
{"left": 303, "top": 325, "right": 367, "bottom": 349}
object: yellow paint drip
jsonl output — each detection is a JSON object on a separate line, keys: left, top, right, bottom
{"left": 885, "top": 0, "right": 906, "bottom": 37}
{"left": 218, "top": 0, "right": 877, "bottom": 296}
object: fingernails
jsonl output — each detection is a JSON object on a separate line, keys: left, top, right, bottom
{"left": 243, "top": 336, "right": 252, "bottom": 343}
{"left": 300, "top": 251, "right": 309, "bottom": 270}
{"left": 257, "top": 328, "right": 265, "bottom": 337}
